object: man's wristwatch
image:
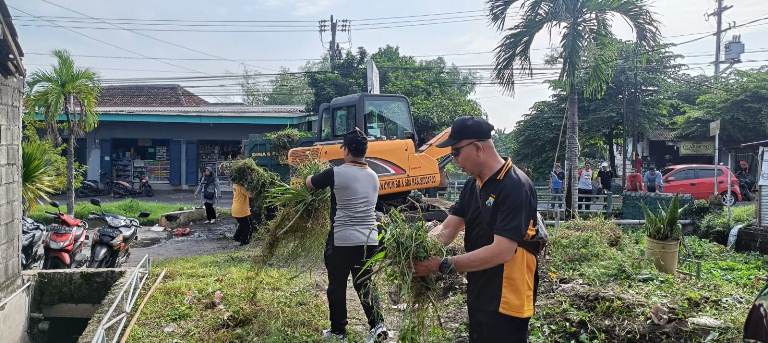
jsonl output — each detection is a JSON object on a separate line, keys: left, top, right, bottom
{"left": 438, "top": 257, "right": 455, "bottom": 275}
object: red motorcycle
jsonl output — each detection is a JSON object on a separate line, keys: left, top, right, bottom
{"left": 42, "top": 201, "right": 89, "bottom": 269}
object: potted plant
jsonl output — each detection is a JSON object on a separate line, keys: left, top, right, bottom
{"left": 643, "top": 195, "right": 686, "bottom": 274}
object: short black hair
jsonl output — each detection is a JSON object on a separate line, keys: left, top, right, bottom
{"left": 343, "top": 128, "right": 368, "bottom": 158}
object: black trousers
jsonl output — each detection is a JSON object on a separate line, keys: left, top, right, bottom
{"left": 577, "top": 188, "right": 592, "bottom": 210}
{"left": 203, "top": 202, "right": 216, "bottom": 220}
{"left": 324, "top": 240, "right": 384, "bottom": 335}
{"left": 468, "top": 310, "right": 530, "bottom": 343}
{"left": 233, "top": 216, "right": 253, "bottom": 244}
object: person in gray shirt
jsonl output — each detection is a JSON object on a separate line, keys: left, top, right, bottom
{"left": 306, "top": 128, "right": 388, "bottom": 343}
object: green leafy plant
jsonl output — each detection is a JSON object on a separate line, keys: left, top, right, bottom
{"left": 221, "top": 158, "right": 280, "bottom": 221}
{"left": 257, "top": 160, "right": 330, "bottom": 263}
{"left": 21, "top": 140, "right": 57, "bottom": 212}
{"left": 265, "top": 127, "right": 311, "bottom": 164}
{"left": 642, "top": 195, "right": 685, "bottom": 241}
{"left": 365, "top": 209, "right": 446, "bottom": 342}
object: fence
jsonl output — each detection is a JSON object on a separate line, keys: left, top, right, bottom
{"left": 91, "top": 255, "right": 151, "bottom": 343}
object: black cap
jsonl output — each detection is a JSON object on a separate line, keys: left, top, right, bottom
{"left": 436, "top": 116, "right": 494, "bottom": 148}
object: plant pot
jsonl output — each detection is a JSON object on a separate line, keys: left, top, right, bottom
{"left": 645, "top": 237, "right": 679, "bottom": 274}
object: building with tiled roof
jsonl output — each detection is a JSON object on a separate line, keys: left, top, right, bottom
{"left": 98, "top": 84, "right": 209, "bottom": 107}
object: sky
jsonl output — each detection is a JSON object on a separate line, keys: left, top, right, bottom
{"left": 7, "top": 0, "right": 768, "bottom": 129}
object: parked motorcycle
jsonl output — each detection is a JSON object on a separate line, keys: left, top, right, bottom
{"left": 42, "top": 201, "right": 89, "bottom": 269}
{"left": 112, "top": 173, "right": 153, "bottom": 198}
{"left": 21, "top": 217, "right": 45, "bottom": 270}
{"left": 87, "top": 198, "right": 149, "bottom": 268}
{"left": 77, "top": 173, "right": 113, "bottom": 198}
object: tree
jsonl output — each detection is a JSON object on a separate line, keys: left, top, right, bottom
{"left": 25, "top": 49, "right": 100, "bottom": 215}
{"left": 241, "top": 67, "right": 313, "bottom": 106}
{"left": 305, "top": 46, "right": 484, "bottom": 141}
{"left": 674, "top": 68, "right": 768, "bottom": 145}
{"left": 487, "top": 0, "right": 660, "bottom": 213}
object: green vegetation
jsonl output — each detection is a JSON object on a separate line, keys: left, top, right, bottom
{"left": 127, "top": 251, "right": 328, "bottom": 342}
{"left": 21, "top": 140, "right": 58, "bottom": 212}
{"left": 532, "top": 218, "right": 767, "bottom": 342}
{"left": 265, "top": 127, "right": 313, "bottom": 164}
{"left": 643, "top": 195, "right": 684, "bottom": 241}
{"left": 259, "top": 160, "right": 330, "bottom": 263}
{"left": 698, "top": 204, "right": 757, "bottom": 244}
{"left": 27, "top": 199, "right": 191, "bottom": 226}
{"left": 367, "top": 209, "right": 447, "bottom": 342}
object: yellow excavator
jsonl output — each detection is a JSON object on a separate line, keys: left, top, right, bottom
{"left": 287, "top": 93, "right": 454, "bottom": 201}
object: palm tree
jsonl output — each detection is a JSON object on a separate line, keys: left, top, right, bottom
{"left": 22, "top": 140, "right": 58, "bottom": 212}
{"left": 487, "top": 0, "right": 660, "bottom": 214}
{"left": 26, "top": 49, "right": 100, "bottom": 215}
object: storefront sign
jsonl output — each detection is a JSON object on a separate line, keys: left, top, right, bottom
{"left": 680, "top": 141, "right": 714, "bottom": 155}
{"left": 680, "top": 141, "right": 714, "bottom": 156}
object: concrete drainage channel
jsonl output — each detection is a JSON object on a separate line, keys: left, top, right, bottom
{"left": 9, "top": 255, "right": 151, "bottom": 343}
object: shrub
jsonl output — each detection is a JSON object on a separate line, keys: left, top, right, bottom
{"left": 698, "top": 204, "right": 756, "bottom": 244}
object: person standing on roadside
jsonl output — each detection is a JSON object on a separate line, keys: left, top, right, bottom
{"left": 413, "top": 116, "right": 539, "bottom": 343}
{"left": 550, "top": 163, "right": 565, "bottom": 209}
{"left": 597, "top": 162, "right": 613, "bottom": 194}
{"left": 231, "top": 182, "right": 253, "bottom": 245}
{"left": 577, "top": 162, "right": 594, "bottom": 210}
{"left": 194, "top": 167, "right": 219, "bottom": 224}
{"left": 306, "top": 128, "right": 388, "bottom": 343}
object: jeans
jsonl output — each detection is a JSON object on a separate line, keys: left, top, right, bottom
{"left": 578, "top": 188, "right": 592, "bottom": 210}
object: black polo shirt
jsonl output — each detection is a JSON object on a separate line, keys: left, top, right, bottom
{"left": 450, "top": 158, "right": 538, "bottom": 318}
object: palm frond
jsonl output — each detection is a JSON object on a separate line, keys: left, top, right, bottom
{"left": 22, "top": 140, "right": 57, "bottom": 211}
{"left": 487, "top": 0, "right": 524, "bottom": 31}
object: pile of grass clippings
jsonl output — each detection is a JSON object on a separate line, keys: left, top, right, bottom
{"left": 367, "top": 209, "right": 448, "bottom": 342}
{"left": 257, "top": 160, "right": 330, "bottom": 263}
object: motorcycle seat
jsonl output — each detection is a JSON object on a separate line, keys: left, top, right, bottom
{"left": 119, "top": 226, "right": 137, "bottom": 241}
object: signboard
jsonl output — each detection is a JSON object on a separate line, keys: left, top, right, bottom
{"left": 710, "top": 119, "right": 721, "bottom": 136}
{"left": 366, "top": 58, "right": 380, "bottom": 94}
{"left": 680, "top": 141, "right": 715, "bottom": 156}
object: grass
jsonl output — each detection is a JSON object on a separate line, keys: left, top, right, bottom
{"left": 697, "top": 204, "right": 756, "bottom": 243}
{"left": 27, "top": 199, "right": 192, "bottom": 226}
{"left": 531, "top": 218, "right": 768, "bottom": 342}
{"left": 127, "top": 251, "right": 329, "bottom": 342}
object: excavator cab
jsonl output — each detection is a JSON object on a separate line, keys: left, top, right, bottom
{"left": 316, "top": 94, "right": 417, "bottom": 144}
{"left": 289, "top": 93, "right": 451, "bottom": 197}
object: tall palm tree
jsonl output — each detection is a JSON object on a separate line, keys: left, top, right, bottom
{"left": 487, "top": 0, "right": 660, "bottom": 214}
{"left": 26, "top": 49, "right": 100, "bottom": 215}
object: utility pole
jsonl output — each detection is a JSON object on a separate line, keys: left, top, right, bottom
{"left": 319, "top": 16, "right": 350, "bottom": 72}
{"left": 708, "top": 0, "right": 733, "bottom": 81}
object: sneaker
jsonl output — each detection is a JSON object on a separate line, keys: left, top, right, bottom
{"left": 210, "top": 219, "right": 216, "bottom": 224}
{"left": 322, "top": 329, "right": 347, "bottom": 342}
{"left": 365, "top": 323, "right": 389, "bottom": 343}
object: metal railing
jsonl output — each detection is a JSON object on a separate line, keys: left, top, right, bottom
{"left": 91, "top": 255, "right": 151, "bottom": 343}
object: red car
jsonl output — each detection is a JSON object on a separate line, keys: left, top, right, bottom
{"left": 661, "top": 164, "right": 742, "bottom": 202}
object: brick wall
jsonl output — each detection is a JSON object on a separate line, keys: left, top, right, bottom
{"left": 0, "top": 74, "right": 23, "bottom": 296}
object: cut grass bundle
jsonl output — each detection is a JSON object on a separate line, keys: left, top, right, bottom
{"left": 221, "top": 158, "right": 280, "bottom": 217}
{"left": 366, "top": 209, "right": 447, "bottom": 342}
{"left": 257, "top": 160, "right": 330, "bottom": 263}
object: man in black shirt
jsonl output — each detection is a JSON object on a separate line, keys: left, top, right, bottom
{"left": 413, "top": 116, "right": 539, "bottom": 343}
{"left": 597, "top": 162, "right": 613, "bottom": 194}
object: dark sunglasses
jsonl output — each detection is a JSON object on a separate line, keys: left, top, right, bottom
{"left": 451, "top": 140, "right": 484, "bottom": 157}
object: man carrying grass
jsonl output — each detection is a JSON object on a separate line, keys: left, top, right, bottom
{"left": 414, "top": 116, "right": 539, "bottom": 343}
{"left": 306, "top": 128, "right": 388, "bottom": 343}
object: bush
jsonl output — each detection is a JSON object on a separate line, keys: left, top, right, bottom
{"left": 698, "top": 204, "right": 756, "bottom": 244}
{"left": 680, "top": 199, "right": 711, "bottom": 222}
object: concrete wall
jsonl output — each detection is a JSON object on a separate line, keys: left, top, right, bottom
{"left": 0, "top": 72, "right": 26, "bottom": 342}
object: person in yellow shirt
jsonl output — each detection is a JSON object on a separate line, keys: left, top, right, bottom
{"left": 231, "top": 183, "right": 253, "bottom": 245}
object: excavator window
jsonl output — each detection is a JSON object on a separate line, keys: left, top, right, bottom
{"left": 333, "top": 105, "right": 356, "bottom": 136}
{"left": 364, "top": 98, "right": 413, "bottom": 140}
{"left": 320, "top": 107, "right": 332, "bottom": 140}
